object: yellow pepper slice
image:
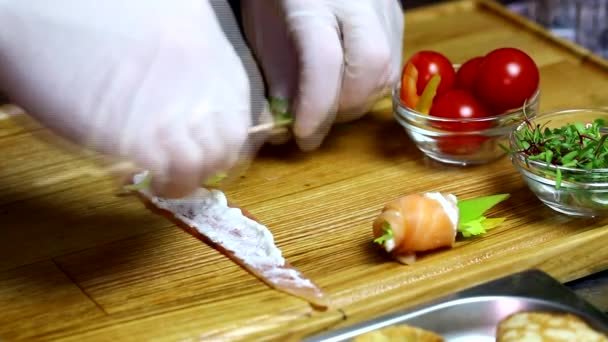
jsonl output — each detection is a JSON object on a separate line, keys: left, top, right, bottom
{"left": 415, "top": 74, "right": 441, "bottom": 114}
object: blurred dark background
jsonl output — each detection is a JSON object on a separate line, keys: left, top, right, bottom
{"left": 400, "top": 0, "right": 519, "bottom": 9}
{"left": 401, "top": 0, "right": 608, "bottom": 58}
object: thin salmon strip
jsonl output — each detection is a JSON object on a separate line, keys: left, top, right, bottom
{"left": 130, "top": 171, "right": 329, "bottom": 310}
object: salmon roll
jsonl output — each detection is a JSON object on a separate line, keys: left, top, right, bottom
{"left": 372, "top": 192, "right": 459, "bottom": 264}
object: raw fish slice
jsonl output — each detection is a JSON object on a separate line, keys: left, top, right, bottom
{"left": 130, "top": 172, "right": 329, "bottom": 309}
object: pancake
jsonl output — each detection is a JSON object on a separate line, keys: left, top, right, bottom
{"left": 354, "top": 324, "right": 444, "bottom": 342}
{"left": 496, "top": 311, "right": 608, "bottom": 341}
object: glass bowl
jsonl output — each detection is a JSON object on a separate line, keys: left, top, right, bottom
{"left": 509, "top": 108, "right": 608, "bottom": 217}
{"left": 392, "top": 67, "right": 541, "bottom": 166}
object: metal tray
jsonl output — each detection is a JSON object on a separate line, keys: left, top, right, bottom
{"left": 305, "top": 269, "right": 608, "bottom": 341}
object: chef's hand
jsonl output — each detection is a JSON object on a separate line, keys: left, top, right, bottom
{"left": 0, "top": 0, "right": 271, "bottom": 198}
{"left": 241, "top": 0, "right": 404, "bottom": 150}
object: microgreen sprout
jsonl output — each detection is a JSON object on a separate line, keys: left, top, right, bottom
{"left": 373, "top": 222, "right": 394, "bottom": 245}
{"left": 457, "top": 194, "right": 510, "bottom": 237}
{"left": 269, "top": 96, "right": 294, "bottom": 127}
{"left": 503, "top": 107, "right": 608, "bottom": 189}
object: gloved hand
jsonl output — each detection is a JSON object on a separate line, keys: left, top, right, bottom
{"left": 0, "top": 0, "right": 271, "bottom": 198}
{"left": 241, "top": 0, "right": 404, "bottom": 151}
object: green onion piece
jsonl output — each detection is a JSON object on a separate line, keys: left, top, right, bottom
{"left": 269, "top": 96, "right": 294, "bottom": 127}
{"left": 457, "top": 194, "right": 510, "bottom": 237}
{"left": 373, "top": 222, "right": 394, "bottom": 246}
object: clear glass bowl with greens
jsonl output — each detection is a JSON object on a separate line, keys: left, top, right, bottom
{"left": 509, "top": 108, "right": 608, "bottom": 217}
{"left": 392, "top": 65, "right": 541, "bottom": 166}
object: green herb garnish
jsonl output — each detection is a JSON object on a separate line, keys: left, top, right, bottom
{"left": 504, "top": 115, "right": 608, "bottom": 189}
{"left": 269, "top": 96, "right": 294, "bottom": 127}
{"left": 457, "top": 194, "right": 510, "bottom": 237}
{"left": 373, "top": 221, "right": 394, "bottom": 245}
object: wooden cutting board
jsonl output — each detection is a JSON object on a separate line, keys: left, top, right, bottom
{"left": 2, "top": 0, "right": 608, "bottom": 340}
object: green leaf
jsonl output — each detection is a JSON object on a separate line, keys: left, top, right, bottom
{"left": 457, "top": 194, "right": 510, "bottom": 224}
{"left": 373, "top": 222, "right": 394, "bottom": 246}
{"left": 459, "top": 217, "right": 486, "bottom": 238}
{"left": 479, "top": 217, "right": 506, "bottom": 230}
{"left": 269, "top": 96, "right": 294, "bottom": 127}
{"left": 574, "top": 122, "right": 585, "bottom": 132}
{"left": 545, "top": 149, "right": 553, "bottom": 164}
{"left": 122, "top": 172, "right": 152, "bottom": 191}
{"left": 458, "top": 216, "right": 507, "bottom": 238}
{"left": 562, "top": 150, "right": 578, "bottom": 164}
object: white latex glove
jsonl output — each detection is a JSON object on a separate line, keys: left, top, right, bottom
{"left": 241, "top": 0, "right": 404, "bottom": 150}
{"left": 0, "top": 0, "right": 271, "bottom": 198}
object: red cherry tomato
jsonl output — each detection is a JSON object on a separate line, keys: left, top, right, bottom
{"left": 474, "top": 48, "right": 539, "bottom": 112}
{"left": 407, "top": 51, "right": 456, "bottom": 98}
{"left": 429, "top": 89, "right": 493, "bottom": 132}
{"left": 454, "top": 56, "right": 484, "bottom": 90}
{"left": 430, "top": 89, "right": 493, "bottom": 155}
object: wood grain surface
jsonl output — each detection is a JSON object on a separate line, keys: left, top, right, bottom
{"left": 2, "top": 0, "right": 608, "bottom": 341}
